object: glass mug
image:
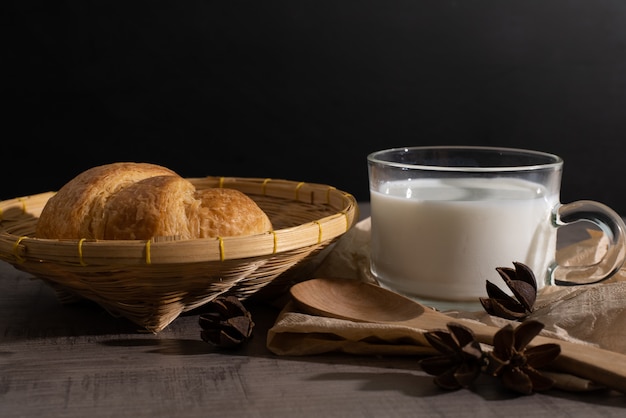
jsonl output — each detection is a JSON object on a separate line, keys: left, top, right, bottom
{"left": 367, "top": 146, "right": 626, "bottom": 309}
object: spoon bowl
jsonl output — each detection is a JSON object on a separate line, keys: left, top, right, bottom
{"left": 292, "top": 276, "right": 426, "bottom": 322}
{"left": 290, "top": 277, "right": 626, "bottom": 394}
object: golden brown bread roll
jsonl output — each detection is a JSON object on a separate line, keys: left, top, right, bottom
{"left": 192, "top": 187, "right": 274, "bottom": 239}
{"left": 101, "top": 175, "right": 273, "bottom": 240}
{"left": 35, "top": 162, "right": 178, "bottom": 239}
{"left": 35, "top": 162, "right": 273, "bottom": 240}
{"left": 101, "top": 174, "right": 197, "bottom": 240}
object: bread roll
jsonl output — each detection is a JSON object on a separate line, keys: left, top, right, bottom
{"left": 36, "top": 162, "right": 178, "bottom": 239}
{"left": 192, "top": 187, "right": 274, "bottom": 239}
{"left": 101, "top": 175, "right": 196, "bottom": 240}
{"left": 35, "top": 162, "right": 273, "bottom": 240}
{"left": 101, "top": 175, "right": 273, "bottom": 240}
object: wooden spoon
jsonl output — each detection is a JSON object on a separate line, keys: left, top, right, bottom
{"left": 290, "top": 277, "right": 626, "bottom": 394}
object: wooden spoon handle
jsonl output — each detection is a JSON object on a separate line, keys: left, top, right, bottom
{"left": 536, "top": 335, "right": 626, "bottom": 394}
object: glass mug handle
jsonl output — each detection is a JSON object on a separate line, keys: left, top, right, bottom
{"left": 552, "top": 200, "right": 626, "bottom": 286}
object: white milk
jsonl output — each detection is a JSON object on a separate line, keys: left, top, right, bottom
{"left": 370, "top": 177, "right": 558, "bottom": 302}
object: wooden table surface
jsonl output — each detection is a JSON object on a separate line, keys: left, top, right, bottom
{"left": 1, "top": 205, "right": 625, "bottom": 417}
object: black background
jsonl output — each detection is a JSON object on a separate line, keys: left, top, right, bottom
{"left": 5, "top": 1, "right": 626, "bottom": 213}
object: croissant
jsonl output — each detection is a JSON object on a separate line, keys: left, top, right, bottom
{"left": 35, "top": 162, "right": 272, "bottom": 240}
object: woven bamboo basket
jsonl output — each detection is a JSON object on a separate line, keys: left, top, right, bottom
{"left": 0, "top": 176, "right": 359, "bottom": 332}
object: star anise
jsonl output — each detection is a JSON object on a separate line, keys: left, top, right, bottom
{"left": 485, "top": 320, "right": 561, "bottom": 395}
{"left": 419, "top": 322, "right": 487, "bottom": 390}
{"left": 479, "top": 261, "right": 538, "bottom": 320}
{"left": 199, "top": 296, "right": 255, "bottom": 348}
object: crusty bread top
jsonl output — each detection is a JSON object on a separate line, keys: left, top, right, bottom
{"left": 36, "top": 162, "right": 178, "bottom": 239}
{"left": 191, "top": 187, "right": 274, "bottom": 239}
{"left": 101, "top": 175, "right": 273, "bottom": 240}
{"left": 35, "top": 162, "right": 273, "bottom": 240}
{"left": 101, "top": 174, "right": 197, "bottom": 240}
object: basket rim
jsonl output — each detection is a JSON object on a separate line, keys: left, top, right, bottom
{"left": 0, "top": 176, "right": 359, "bottom": 267}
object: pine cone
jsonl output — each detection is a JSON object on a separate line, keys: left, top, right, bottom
{"left": 199, "top": 296, "right": 255, "bottom": 348}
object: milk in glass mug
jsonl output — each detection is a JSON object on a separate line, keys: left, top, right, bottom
{"left": 367, "top": 146, "right": 626, "bottom": 309}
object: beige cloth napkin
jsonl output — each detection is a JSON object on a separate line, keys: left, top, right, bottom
{"left": 267, "top": 218, "right": 626, "bottom": 391}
